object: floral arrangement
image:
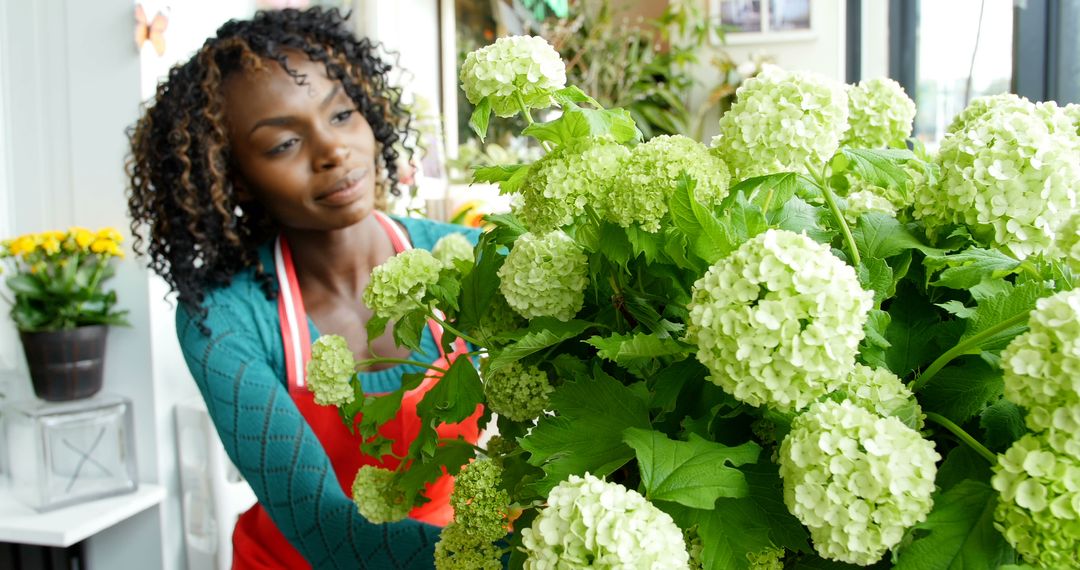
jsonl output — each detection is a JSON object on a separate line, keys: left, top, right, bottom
{"left": 0, "top": 227, "right": 129, "bottom": 331}
{"left": 310, "top": 35, "right": 1080, "bottom": 568}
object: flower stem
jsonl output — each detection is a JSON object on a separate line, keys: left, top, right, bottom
{"left": 428, "top": 311, "right": 485, "bottom": 347}
{"left": 810, "top": 161, "right": 860, "bottom": 266}
{"left": 925, "top": 412, "right": 997, "bottom": 464}
{"left": 356, "top": 357, "right": 448, "bottom": 375}
{"left": 516, "top": 92, "right": 553, "bottom": 152}
{"left": 911, "top": 311, "right": 1030, "bottom": 392}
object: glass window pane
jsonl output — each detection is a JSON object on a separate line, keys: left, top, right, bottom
{"left": 770, "top": 0, "right": 810, "bottom": 31}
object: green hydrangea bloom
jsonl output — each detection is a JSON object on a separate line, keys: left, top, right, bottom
{"left": 477, "top": 294, "right": 525, "bottom": 346}
{"left": 521, "top": 473, "right": 690, "bottom": 569}
{"left": 450, "top": 459, "right": 509, "bottom": 543}
{"left": 747, "top": 547, "right": 785, "bottom": 570}
{"left": 1065, "top": 103, "right": 1080, "bottom": 136}
{"left": 515, "top": 136, "right": 629, "bottom": 232}
{"left": 1052, "top": 212, "right": 1080, "bottom": 274}
{"left": 432, "top": 233, "right": 474, "bottom": 267}
{"left": 844, "top": 156, "right": 935, "bottom": 215}
{"left": 351, "top": 465, "right": 409, "bottom": 524}
{"left": 992, "top": 432, "right": 1080, "bottom": 568}
{"left": 1001, "top": 288, "right": 1080, "bottom": 449}
{"left": 482, "top": 435, "right": 517, "bottom": 460}
{"left": 434, "top": 523, "right": 503, "bottom": 570}
{"left": 687, "top": 229, "right": 873, "bottom": 411}
{"left": 306, "top": 335, "right": 357, "bottom": 406}
{"left": 842, "top": 78, "right": 916, "bottom": 149}
{"left": 460, "top": 35, "right": 566, "bottom": 118}
{"left": 714, "top": 65, "right": 849, "bottom": 179}
{"left": 608, "top": 135, "right": 730, "bottom": 233}
{"left": 913, "top": 96, "right": 1080, "bottom": 259}
{"left": 483, "top": 361, "right": 553, "bottom": 421}
{"left": 362, "top": 248, "right": 443, "bottom": 320}
{"left": 945, "top": 93, "right": 1028, "bottom": 135}
{"left": 497, "top": 231, "right": 588, "bottom": 321}
{"left": 844, "top": 188, "right": 897, "bottom": 225}
{"left": 842, "top": 363, "right": 924, "bottom": 429}
{"left": 779, "top": 400, "right": 939, "bottom": 566}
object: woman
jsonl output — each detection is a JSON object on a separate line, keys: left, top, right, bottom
{"left": 127, "top": 8, "right": 478, "bottom": 569}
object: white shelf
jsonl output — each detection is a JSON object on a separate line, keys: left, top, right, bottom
{"left": 0, "top": 483, "right": 165, "bottom": 547}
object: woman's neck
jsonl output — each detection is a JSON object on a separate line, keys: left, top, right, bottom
{"left": 282, "top": 214, "right": 394, "bottom": 298}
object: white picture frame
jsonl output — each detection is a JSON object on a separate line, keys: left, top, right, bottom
{"left": 710, "top": 0, "right": 815, "bottom": 45}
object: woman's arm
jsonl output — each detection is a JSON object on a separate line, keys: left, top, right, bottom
{"left": 176, "top": 298, "right": 439, "bottom": 569}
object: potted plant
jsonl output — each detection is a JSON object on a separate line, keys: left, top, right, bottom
{"left": 0, "top": 227, "right": 129, "bottom": 401}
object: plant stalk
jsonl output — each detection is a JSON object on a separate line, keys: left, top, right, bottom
{"left": 356, "top": 357, "right": 448, "bottom": 375}
{"left": 427, "top": 310, "right": 485, "bottom": 348}
{"left": 911, "top": 311, "right": 1030, "bottom": 392}
{"left": 516, "top": 92, "right": 553, "bottom": 152}
{"left": 925, "top": 412, "right": 997, "bottom": 464}
{"left": 810, "top": 161, "right": 860, "bottom": 266}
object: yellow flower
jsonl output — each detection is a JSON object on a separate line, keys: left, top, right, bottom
{"left": 90, "top": 238, "right": 111, "bottom": 254}
{"left": 96, "top": 227, "right": 123, "bottom": 243}
{"left": 74, "top": 229, "right": 95, "bottom": 250}
{"left": 10, "top": 236, "right": 37, "bottom": 258}
{"left": 107, "top": 242, "right": 124, "bottom": 258}
{"left": 41, "top": 237, "right": 61, "bottom": 255}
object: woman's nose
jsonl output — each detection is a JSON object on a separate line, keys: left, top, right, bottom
{"left": 313, "top": 131, "right": 350, "bottom": 171}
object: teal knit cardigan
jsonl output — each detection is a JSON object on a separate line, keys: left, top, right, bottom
{"left": 176, "top": 217, "right": 479, "bottom": 569}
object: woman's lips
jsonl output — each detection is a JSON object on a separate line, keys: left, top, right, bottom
{"left": 317, "top": 168, "right": 368, "bottom": 206}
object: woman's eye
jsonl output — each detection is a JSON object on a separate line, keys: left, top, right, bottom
{"left": 331, "top": 109, "right": 355, "bottom": 124}
{"left": 267, "top": 138, "right": 299, "bottom": 155}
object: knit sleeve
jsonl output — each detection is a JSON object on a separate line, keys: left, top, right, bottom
{"left": 175, "top": 295, "right": 439, "bottom": 569}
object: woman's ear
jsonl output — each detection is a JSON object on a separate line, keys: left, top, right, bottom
{"left": 232, "top": 178, "right": 253, "bottom": 202}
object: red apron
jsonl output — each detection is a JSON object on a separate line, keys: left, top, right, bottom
{"left": 232, "top": 212, "right": 480, "bottom": 569}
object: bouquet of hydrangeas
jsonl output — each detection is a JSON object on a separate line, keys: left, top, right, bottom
{"left": 308, "top": 35, "right": 1080, "bottom": 569}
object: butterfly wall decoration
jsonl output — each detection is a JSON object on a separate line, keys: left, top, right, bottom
{"left": 134, "top": 4, "right": 169, "bottom": 56}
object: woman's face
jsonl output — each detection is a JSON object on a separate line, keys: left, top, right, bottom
{"left": 223, "top": 52, "right": 378, "bottom": 232}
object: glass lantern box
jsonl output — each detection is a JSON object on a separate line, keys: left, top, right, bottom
{"left": 3, "top": 394, "right": 137, "bottom": 511}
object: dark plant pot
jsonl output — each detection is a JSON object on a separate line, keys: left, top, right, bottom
{"left": 19, "top": 325, "right": 108, "bottom": 402}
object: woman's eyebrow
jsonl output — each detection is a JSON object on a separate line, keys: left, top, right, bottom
{"left": 248, "top": 85, "right": 344, "bottom": 136}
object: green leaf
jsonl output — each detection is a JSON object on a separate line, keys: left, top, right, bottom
{"left": 925, "top": 248, "right": 1022, "bottom": 290}
{"left": 519, "top": 370, "right": 650, "bottom": 494}
{"left": 741, "top": 460, "right": 811, "bottom": 552}
{"left": 878, "top": 285, "right": 943, "bottom": 377}
{"left": 767, "top": 195, "right": 835, "bottom": 244}
{"left": 586, "top": 332, "right": 692, "bottom": 371}
{"left": 894, "top": 480, "right": 1017, "bottom": 570}
{"left": 724, "top": 193, "right": 768, "bottom": 246}
{"left": 980, "top": 398, "right": 1026, "bottom": 452}
{"left": 858, "top": 258, "right": 894, "bottom": 307}
{"left": 919, "top": 358, "right": 1004, "bottom": 424}
{"left": 416, "top": 355, "right": 484, "bottom": 425}
{"left": 852, "top": 214, "right": 943, "bottom": 259}
{"left": 624, "top": 428, "right": 759, "bottom": 508}
{"left": 662, "top": 500, "right": 776, "bottom": 570}
{"left": 392, "top": 310, "right": 427, "bottom": 354}
{"left": 457, "top": 237, "right": 502, "bottom": 337}
{"left": 625, "top": 225, "right": 662, "bottom": 264}
{"left": 521, "top": 106, "right": 641, "bottom": 146}
{"left": 427, "top": 271, "right": 461, "bottom": 312}
{"left": 352, "top": 371, "right": 427, "bottom": 439}
{"left": 397, "top": 438, "right": 476, "bottom": 507}
{"left": 728, "top": 172, "right": 808, "bottom": 211}
{"left": 6, "top": 274, "right": 45, "bottom": 296}
{"left": 598, "top": 222, "right": 633, "bottom": 269}
{"left": 839, "top": 148, "right": 916, "bottom": 190}
{"left": 472, "top": 164, "right": 527, "bottom": 184}
{"left": 469, "top": 96, "right": 492, "bottom": 142}
{"left": 551, "top": 85, "right": 598, "bottom": 107}
{"left": 486, "top": 318, "right": 595, "bottom": 373}
{"left": 960, "top": 281, "right": 1049, "bottom": 349}
{"left": 485, "top": 213, "right": 529, "bottom": 244}
{"left": 937, "top": 300, "right": 977, "bottom": 319}
{"left": 365, "top": 313, "right": 391, "bottom": 345}
{"left": 669, "top": 174, "right": 733, "bottom": 263}
{"left": 936, "top": 445, "right": 993, "bottom": 491}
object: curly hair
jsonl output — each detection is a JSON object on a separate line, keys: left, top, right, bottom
{"left": 127, "top": 7, "right": 413, "bottom": 322}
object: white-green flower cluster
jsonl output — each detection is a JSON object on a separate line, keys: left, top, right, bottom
{"left": 521, "top": 473, "right": 690, "bottom": 569}
{"left": 714, "top": 65, "right": 849, "bottom": 179}
{"left": 435, "top": 524, "right": 503, "bottom": 570}
{"left": 432, "top": 233, "right": 474, "bottom": 267}
{"left": 351, "top": 465, "right": 409, "bottom": 524}
{"left": 844, "top": 157, "right": 935, "bottom": 214}
{"left": 450, "top": 459, "right": 509, "bottom": 543}
{"left": 1001, "top": 288, "right": 1080, "bottom": 452}
{"left": 913, "top": 95, "right": 1080, "bottom": 259}
{"left": 841, "top": 363, "right": 923, "bottom": 428}
{"left": 844, "top": 188, "right": 898, "bottom": 225}
{"left": 362, "top": 248, "right": 443, "bottom": 320}
{"left": 608, "top": 135, "right": 730, "bottom": 233}
{"left": 306, "top": 335, "right": 356, "bottom": 406}
{"left": 477, "top": 294, "right": 525, "bottom": 346}
{"left": 1052, "top": 212, "right": 1080, "bottom": 274}
{"left": 687, "top": 229, "right": 873, "bottom": 411}
{"left": 991, "top": 432, "right": 1080, "bottom": 569}
{"left": 460, "top": 35, "right": 566, "bottom": 118}
{"left": 842, "top": 78, "right": 916, "bottom": 149}
{"left": 746, "top": 547, "right": 785, "bottom": 570}
{"left": 779, "top": 400, "right": 939, "bottom": 566}
{"left": 516, "top": 136, "right": 629, "bottom": 232}
{"left": 1066, "top": 103, "right": 1080, "bottom": 137}
{"left": 497, "top": 231, "right": 588, "bottom": 321}
{"left": 483, "top": 360, "right": 553, "bottom": 421}
{"left": 945, "top": 93, "right": 1027, "bottom": 135}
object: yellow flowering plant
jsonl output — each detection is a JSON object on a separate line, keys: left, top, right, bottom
{"left": 0, "top": 227, "right": 129, "bottom": 331}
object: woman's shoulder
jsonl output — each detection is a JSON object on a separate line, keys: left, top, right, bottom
{"left": 175, "top": 243, "right": 279, "bottom": 336}
{"left": 393, "top": 214, "right": 482, "bottom": 251}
